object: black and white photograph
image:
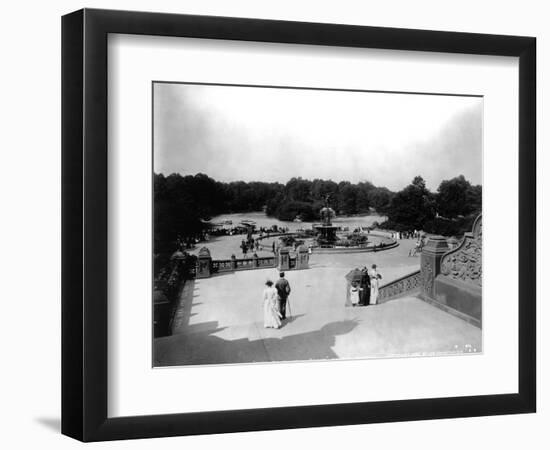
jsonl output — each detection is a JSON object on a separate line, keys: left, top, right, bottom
{"left": 152, "top": 82, "right": 483, "bottom": 367}
{"left": 1, "top": 1, "right": 542, "bottom": 447}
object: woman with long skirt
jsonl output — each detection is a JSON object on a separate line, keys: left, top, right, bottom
{"left": 263, "top": 280, "right": 282, "bottom": 328}
{"left": 369, "top": 264, "right": 381, "bottom": 305}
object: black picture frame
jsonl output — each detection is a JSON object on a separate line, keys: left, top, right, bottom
{"left": 62, "top": 8, "right": 536, "bottom": 442}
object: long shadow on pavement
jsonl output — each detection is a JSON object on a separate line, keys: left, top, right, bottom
{"left": 155, "top": 319, "right": 359, "bottom": 366}
{"left": 279, "top": 314, "right": 306, "bottom": 329}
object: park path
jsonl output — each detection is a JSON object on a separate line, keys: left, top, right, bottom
{"left": 154, "top": 261, "right": 481, "bottom": 366}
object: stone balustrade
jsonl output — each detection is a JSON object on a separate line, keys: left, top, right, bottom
{"left": 211, "top": 259, "right": 234, "bottom": 272}
{"left": 197, "top": 249, "right": 278, "bottom": 277}
{"left": 378, "top": 270, "right": 422, "bottom": 303}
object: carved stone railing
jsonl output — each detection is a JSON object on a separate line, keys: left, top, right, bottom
{"left": 235, "top": 258, "right": 255, "bottom": 269}
{"left": 257, "top": 256, "right": 277, "bottom": 267}
{"left": 211, "top": 259, "right": 234, "bottom": 273}
{"left": 207, "top": 254, "right": 277, "bottom": 276}
{"left": 378, "top": 270, "right": 422, "bottom": 303}
{"left": 440, "top": 214, "right": 482, "bottom": 288}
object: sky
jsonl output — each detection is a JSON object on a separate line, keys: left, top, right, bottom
{"left": 153, "top": 83, "right": 482, "bottom": 192}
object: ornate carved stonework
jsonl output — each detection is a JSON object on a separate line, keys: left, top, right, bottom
{"left": 421, "top": 259, "right": 434, "bottom": 294}
{"left": 472, "top": 214, "right": 482, "bottom": 239}
{"left": 378, "top": 270, "right": 421, "bottom": 301}
{"left": 440, "top": 215, "right": 482, "bottom": 287}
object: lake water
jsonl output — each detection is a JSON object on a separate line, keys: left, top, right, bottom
{"left": 210, "top": 211, "right": 387, "bottom": 232}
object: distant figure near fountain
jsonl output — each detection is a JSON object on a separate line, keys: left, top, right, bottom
{"left": 315, "top": 194, "right": 339, "bottom": 247}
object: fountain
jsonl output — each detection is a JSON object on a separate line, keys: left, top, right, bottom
{"left": 254, "top": 194, "right": 398, "bottom": 254}
{"left": 314, "top": 195, "right": 339, "bottom": 247}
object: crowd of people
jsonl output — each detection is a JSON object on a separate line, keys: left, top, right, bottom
{"left": 209, "top": 226, "right": 250, "bottom": 237}
{"left": 240, "top": 237, "right": 260, "bottom": 256}
{"left": 232, "top": 225, "right": 296, "bottom": 257}
{"left": 257, "top": 225, "right": 290, "bottom": 234}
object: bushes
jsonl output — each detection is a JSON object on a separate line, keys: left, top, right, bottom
{"left": 378, "top": 214, "right": 478, "bottom": 237}
{"left": 154, "top": 252, "right": 197, "bottom": 337}
{"left": 377, "top": 220, "right": 411, "bottom": 233}
{"left": 275, "top": 201, "right": 317, "bottom": 222}
{"left": 346, "top": 233, "right": 368, "bottom": 245}
{"left": 280, "top": 235, "right": 296, "bottom": 247}
{"left": 422, "top": 215, "right": 477, "bottom": 237}
{"left": 155, "top": 253, "right": 197, "bottom": 298}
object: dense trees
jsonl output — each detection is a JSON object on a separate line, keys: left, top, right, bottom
{"left": 155, "top": 173, "right": 284, "bottom": 253}
{"left": 436, "top": 175, "right": 482, "bottom": 218}
{"left": 223, "top": 181, "right": 283, "bottom": 212}
{"left": 154, "top": 173, "right": 222, "bottom": 256}
{"left": 380, "top": 175, "right": 482, "bottom": 236}
{"left": 155, "top": 173, "right": 393, "bottom": 229}
{"left": 386, "top": 176, "right": 436, "bottom": 230}
{"left": 154, "top": 172, "right": 482, "bottom": 256}
{"left": 276, "top": 201, "right": 317, "bottom": 222}
{"left": 337, "top": 182, "right": 359, "bottom": 215}
{"left": 367, "top": 186, "right": 393, "bottom": 213}
{"left": 272, "top": 177, "right": 392, "bottom": 218}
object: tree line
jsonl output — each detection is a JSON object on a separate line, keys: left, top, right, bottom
{"left": 154, "top": 173, "right": 281, "bottom": 256}
{"left": 382, "top": 175, "right": 482, "bottom": 236}
{"left": 265, "top": 178, "right": 393, "bottom": 221}
{"left": 154, "top": 172, "right": 481, "bottom": 256}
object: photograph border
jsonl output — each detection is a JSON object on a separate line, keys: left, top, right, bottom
{"left": 62, "top": 8, "right": 536, "bottom": 441}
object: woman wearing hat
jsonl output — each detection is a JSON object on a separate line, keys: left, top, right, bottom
{"left": 262, "top": 280, "right": 282, "bottom": 329}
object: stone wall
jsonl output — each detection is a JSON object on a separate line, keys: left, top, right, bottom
{"left": 420, "top": 215, "right": 482, "bottom": 328}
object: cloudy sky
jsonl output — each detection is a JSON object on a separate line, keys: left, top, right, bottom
{"left": 153, "top": 83, "right": 482, "bottom": 191}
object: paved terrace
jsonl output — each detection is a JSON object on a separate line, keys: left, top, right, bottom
{"left": 154, "top": 246, "right": 481, "bottom": 366}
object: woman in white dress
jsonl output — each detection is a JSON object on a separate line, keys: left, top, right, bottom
{"left": 369, "top": 264, "right": 381, "bottom": 305}
{"left": 263, "top": 280, "right": 282, "bottom": 328}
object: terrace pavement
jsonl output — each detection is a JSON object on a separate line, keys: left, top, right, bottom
{"left": 154, "top": 250, "right": 481, "bottom": 366}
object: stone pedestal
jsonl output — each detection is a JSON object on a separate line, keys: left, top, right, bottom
{"left": 420, "top": 236, "right": 449, "bottom": 299}
{"left": 278, "top": 247, "right": 290, "bottom": 271}
{"left": 295, "top": 245, "right": 309, "bottom": 270}
{"left": 196, "top": 247, "right": 212, "bottom": 278}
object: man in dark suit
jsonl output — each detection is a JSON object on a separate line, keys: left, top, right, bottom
{"left": 275, "top": 271, "right": 291, "bottom": 320}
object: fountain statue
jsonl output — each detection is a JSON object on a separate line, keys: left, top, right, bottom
{"left": 315, "top": 194, "right": 339, "bottom": 246}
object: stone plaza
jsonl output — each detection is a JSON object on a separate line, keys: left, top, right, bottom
{"left": 154, "top": 222, "right": 482, "bottom": 366}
